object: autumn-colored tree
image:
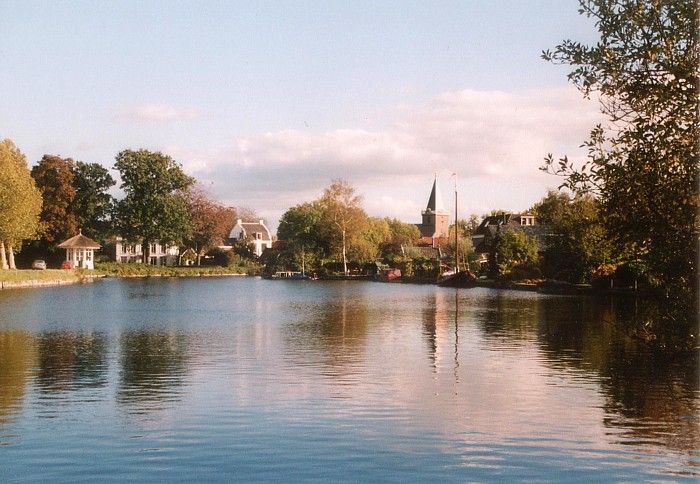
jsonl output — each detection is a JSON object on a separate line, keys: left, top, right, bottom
{"left": 31, "top": 155, "right": 78, "bottom": 244}
{"left": 319, "top": 180, "right": 367, "bottom": 275}
{"left": 183, "top": 186, "right": 235, "bottom": 265}
{"left": 0, "top": 140, "right": 42, "bottom": 269}
{"left": 113, "top": 149, "right": 194, "bottom": 263}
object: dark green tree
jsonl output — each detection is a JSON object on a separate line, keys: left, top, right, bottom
{"left": 276, "top": 201, "right": 327, "bottom": 272}
{"left": 72, "top": 161, "right": 115, "bottom": 241}
{"left": 31, "top": 155, "right": 78, "bottom": 245}
{"left": 532, "top": 190, "right": 613, "bottom": 283}
{"left": 541, "top": 0, "right": 699, "bottom": 299}
{"left": 492, "top": 231, "right": 539, "bottom": 279}
{"left": 113, "top": 149, "right": 194, "bottom": 263}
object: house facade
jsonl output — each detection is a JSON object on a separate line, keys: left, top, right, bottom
{"left": 229, "top": 219, "right": 273, "bottom": 257}
{"left": 111, "top": 237, "right": 179, "bottom": 266}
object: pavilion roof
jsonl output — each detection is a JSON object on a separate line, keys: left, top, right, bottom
{"left": 58, "top": 232, "right": 101, "bottom": 249}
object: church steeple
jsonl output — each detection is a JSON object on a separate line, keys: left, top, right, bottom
{"left": 425, "top": 173, "right": 446, "bottom": 214}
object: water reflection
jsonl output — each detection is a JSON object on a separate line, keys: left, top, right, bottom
{"left": 0, "top": 331, "right": 35, "bottom": 424}
{"left": 35, "top": 331, "right": 108, "bottom": 392}
{"left": 117, "top": 329, "right": 190, "bottom": 414}
{"left": 536, "top": 296, "right": 699, "bottom": 453}
{"left": 284, "top": 284, "right": 369, "bottom": 382}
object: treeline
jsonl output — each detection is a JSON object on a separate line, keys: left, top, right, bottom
{"left": 0, "top": 142, "right": 253, "bottom": 269}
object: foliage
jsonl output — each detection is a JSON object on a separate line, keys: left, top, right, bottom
{"left": 0, "top": 140, "right": 42, "bottom": 269}
{"left": 492, "top": 230, "right": 539, "bottom": 278}
{"left": 276, "top": 201, "right": 327, "bottom": 272}
{"left": 94, "top": 261, "right": 258, "bottom": 277}
{"left": 319, "top": 179, "right": 367, "bottom": 275}
{"left": 72, "top": 161, "right": 115, "bottom": 241}
{"left": 443, "top": 222, "right": 475, "bottom": 270}
{"left": 541, "top": 0, "right": 699, "bottom": 299}
{"left": 31, "top": 155, "right": 78, "bottom": 244}
{"left": 380, "top": 218, "right": 421, "bottom": 260}
{"left": 532, "top": 190, "right": 613, "bottom": 283}
{"left": 113, "top": 149, "right": 194, "bottom": 263}
{"left": 182, "top": 185, "right": 235, "bottom": 264}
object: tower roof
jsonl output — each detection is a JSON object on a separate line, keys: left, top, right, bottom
{"left": 425, "top": 174, "right": 446, "bottom": 213}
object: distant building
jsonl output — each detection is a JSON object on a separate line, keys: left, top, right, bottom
{"left": 109, "top": 237, "right": 179, "bottom": 266}
{"left": 416, "top": 175, "right": 450, "bottom": 247}
{"left": 229, "top": 219, "right": 273, "bottom": 257}
{"left": 471, "top": 213, "right": 550, "bottom": 266}
{"left": 58, "top": 231, "right": 101, "bottom": 269}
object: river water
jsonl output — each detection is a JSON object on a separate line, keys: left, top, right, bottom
{"left": 0, "top": 277, "right": 697, "bottom": 481}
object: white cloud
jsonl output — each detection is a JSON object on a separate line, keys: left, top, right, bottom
{"left": 162, "top": 86, "right": 601, "bottom": 230}
{"left": 122, "top": 104, "right": 201, "bottom": 122}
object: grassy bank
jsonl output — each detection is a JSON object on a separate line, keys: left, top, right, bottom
{"left": 94, "top": 262, "right": 259, "bottom": 277}
{"left": 0, "top": 269, "right": 83, "bottom": 283}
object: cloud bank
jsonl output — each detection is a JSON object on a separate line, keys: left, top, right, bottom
{"left": 164, "top": 86, "right": 601, "bottom": 229}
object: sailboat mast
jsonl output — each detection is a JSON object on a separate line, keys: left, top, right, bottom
{"left": 454, "top": 176, "right": 459, "bottom": 273}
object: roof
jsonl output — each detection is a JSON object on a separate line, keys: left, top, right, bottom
{"left": 424, "top": 174, "right": 447, "bottom": 214}
{"left": 58, "top": 232, "right": 101, "bottom": 249}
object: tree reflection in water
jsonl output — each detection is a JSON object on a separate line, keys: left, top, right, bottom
{"left": 117, "top": 329, "right": 190, "bottom": 414}
{"left": 0, "top": 331, "right": 36, "bottom": 426}
{"left": 35, "top": 331, "right": 108, "bottom": 392}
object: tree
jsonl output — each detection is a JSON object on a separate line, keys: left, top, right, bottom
{"left": 113, "top": 149, "right": 194, "bottom": 263}
{"left": 72, "top": 161, "right": 115, "bottom": 241}
{"left": 541, "top": 0, "right": 699, "bottom": 299}
{"left": 381, "top": 218, "right": 421, "bottom": 259}
{"left": 492, "top": 231, "right": 539, "bottom": 279}
{"left": 277, "top": 201, "right": 326, "bottom": 272}
{"left": 532, "top": 190, "right": 613, "bottom": 283}
{"left": 0, "top": 140, "right": 42, "bottom": 269}
{"left": 182, "top": 186, "right": 235, "bottom": 265}
{"left": 31, "top": 155, "right": 78, "bottom": 245}
{"left": 319, "top": 180, "right": 367, "bottom": 275}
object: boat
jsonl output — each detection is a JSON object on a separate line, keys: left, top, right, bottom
{"left": 437, "top": 174, "right": 477, "bottom": 288}
{"left": 270, "top": 271, "right": 312, "bottom": 280}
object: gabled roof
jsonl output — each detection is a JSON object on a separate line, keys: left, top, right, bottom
{"left": 58, "top": 232, "right": 101, "bottom": 249}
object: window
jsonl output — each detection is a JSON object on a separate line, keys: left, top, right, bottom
{"left": 86, "top": 251, "right": 92, "bottom": 261}
{"left": 150, "top": 243, "right": 157, "bottom": 254}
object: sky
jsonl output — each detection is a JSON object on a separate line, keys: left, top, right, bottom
{"left": 0, "top": 0, "right": 603, "bottom": 231}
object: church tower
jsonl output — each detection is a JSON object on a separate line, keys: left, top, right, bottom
{"left": 418, "top": 175, "right": 450, "bottom": 239}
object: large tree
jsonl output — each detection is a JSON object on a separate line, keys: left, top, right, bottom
{"left": 31, "top": 155, "right": 78, "bottom": 245}
{"left": 0, "top": 140, "right": 42, "bottom": 269}
{"left": 541, "top": 0, "right": 698, "bottom": 299}
{"left": 72, "top": 161, "right": 115, "bottom": 241}
{"left": 113, "top": 149, "right": 194, "bottom": 263}
{"left": 182, "top": 185, "right": 235, "bottom": 265}
{"left": 276, "top": 201, "right": 327, "bottom": 272}
{"left": 319, "top": 180, "right": 367, "bottom": 275}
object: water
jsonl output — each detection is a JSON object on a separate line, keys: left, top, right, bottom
{"left": 0, "top": 277, "right": 697, "bottom": 481}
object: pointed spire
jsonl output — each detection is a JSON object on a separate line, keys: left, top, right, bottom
{"left": 425, "top": 173, "right": 445, "bottom": 213}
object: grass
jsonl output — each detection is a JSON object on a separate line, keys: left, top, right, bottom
{"left": 0, "top": 269, "right": 83, "bottom": 283}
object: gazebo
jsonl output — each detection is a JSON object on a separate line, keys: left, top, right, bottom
{"left": 58, "top": 231, "right": 101, "bottom": 269}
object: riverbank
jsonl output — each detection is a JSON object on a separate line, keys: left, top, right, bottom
{"left": 0, "top": 269, "right": 88, "bottom": 289}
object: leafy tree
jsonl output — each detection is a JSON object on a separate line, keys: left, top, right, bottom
{"left": 541, "top": 0, "right": 698, "bottom": 298}
{"left": 31, "top": 155, "right": 78, "bottom": 245}
{"left": 113, "top": 149, "right": 194, "bottom": 263}
{"left": 277, "top": 201, "right": 326, "bottom": 272}
{"left": 492, "top": 231, "right": 539, "bottom": 279}
{"left": 72, "top": 161, "right": 115, "bottom": 241}
{"left": 0, "top": 140, "right": 42, "bottom": 269}
{"left": 443, "top": 222, "right": 475, "bottom": 271}
{"left": 532, "top": 190, "right": 613, "bottom": 283}
{"left": 182, "top": 186, "right": 235, "bottom": 265}
{"left": 319, "top": 179, "right": 367, "bottom": 275}
{"left": 381, "top": 218, "right": 421, "bottom": 259}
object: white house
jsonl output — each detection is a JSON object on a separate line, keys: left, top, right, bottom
{"left": 229, "top": 219, "right": 273, "bottom": 257}
{"left": 58, "top": 232, "right": 101, "bottom": 269}
{"left": 112, "top": 237, "right": 179, "bottom": 266}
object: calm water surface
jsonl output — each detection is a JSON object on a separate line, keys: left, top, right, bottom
{"left": 0, "top": 277, "right": 697, "bottom": 481}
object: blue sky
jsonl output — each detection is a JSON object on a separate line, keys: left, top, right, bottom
{"left": 1, "top": 1, "right": 601, "bottom": 229}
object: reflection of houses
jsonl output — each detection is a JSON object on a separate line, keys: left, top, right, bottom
{"left": 109, "top": 237, "right": 179, "bottom": 266}
{"left": 416, "top": 175, "right": 449, "bottom": 248}
{"left": 229, "top": 219, "right": 273, "bottom": 257}
{"left": 471, "top": 213, "right": 550, "bottom": 265}
{"left": 58, "top": 232, "right": 101, "bottom": 269}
